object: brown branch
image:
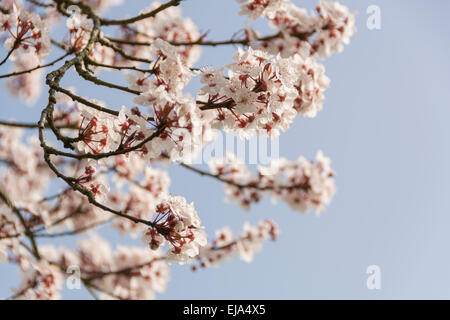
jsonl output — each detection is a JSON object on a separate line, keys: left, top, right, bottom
{"left": 0, "top": 120, "right": 77, "bottom": 130}
{"left": 6, "top": 281, "right": 38, "bottom": 300}
{"left": 84, "top": 57, "right": 154, "bottom": 74}
{"left": 51, "top": 38, "right": 68, "bottom": 51}
{"left": 197, "top": 99, "right": 235, "bottom": 111}
{"left": 108, "top": 31, "right": 282, "bottom": 47}
{"left": 0, "top": 232, "right": 22, "bottom": 240}
{"left": 84, "top": 282, "right": 99, "bottom": 300}
{"left": 0, "top": 189, "right": 41, "bottom": 259}
{"left": 50, "top": 85, "right": 120, "bottom": 116}
{"left": 97, "top": 37, "right": 153, "bottom": 64}
{"left": 82, "top": 280, "right": 124, "bottom": 300}
{"left": 42, "top": 125, "right": 164, "bottom": 160}
{"left": 38, "top": 188, "right": 72, "bottom": 203}
{"left": 172, "top": 157, "right": 309, "bottom": 192}
{"left": 74, "top": 62, "right": 141, "bottom": 95}
{"left": 27, "top": 0, "right": 54, "bottom": 7}
{"left": 99, "top": 0, "right": 182, "bottom": 26}
{"left": 85, "top": 256, "right": 164, "bottom": 281}
{"left": 34, "top": 217, "right": 113, "bottom": 238}
{"left": 0, "top": 47, "right": 16, "bottom": 66}
{"left": 0, "top": 53, "right": 71, "bottom": 79}
{"left": 37, "top": 9, "right": 156, "bottom": 228}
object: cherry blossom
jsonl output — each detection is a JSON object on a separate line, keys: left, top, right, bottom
{"left": 209, "top": 151, "right": 336, "bottom": 213}
{"left": 81, "top": 0, "right": 123, "bottom": 13}
{"left": 198, "top": 47, "right": 329, "bottom": 138}
{"left": 5, "top": 53, "right": 43, "bottom": 104}
{"left": 0, "top": 127, "right": 52, "bottom": 215}
{"left": 290, "top": 52, "right": 330, "bottom": 117}
{"left": 49, "top": 188, "right": 108, "bottom": 231}
{"left": 103, "top": 245, "right": 169, "bottom": 299}
{"left": 194, "top": 220, "right": 279, "bottom": 268}
{"left": 65, "top": 13, "right": 92, "bottom": 53}
{"left": 1, "top": 0, "right": 24, "bottom": 11}
{"left": 0, "top": 5, "right": 51, "bottom": 61}
{"left": 0, "top": 0, "right": 355, "bottom": 300}
{"left": 127, "top": 39, "right": 204, "bottom": 161}
{"left": 117, "top": 1, "right": 201, "bottom": 66}
{"left": 0, "top": 240, "right": 8, "bottom": 263}
{"left": 237, "top": 0, "right": 282, "bottom": 20}
{"left": 143, "top": 195, "right": 207, "bottom": 265}
{"left": 12, "top": 260, "right": 63, "bottom": 300}
{"left": 40, "top": 235, "right": 169, "bottom": 300}
{"left": 253, "top": 1, "right": 356, "bottom": 59}
{"left": 110, "top": 165, "right": 170, "bottom": 237}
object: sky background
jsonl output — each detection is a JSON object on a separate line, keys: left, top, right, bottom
{"left": 1, "top": 0, "right": 450, "bottom": 299}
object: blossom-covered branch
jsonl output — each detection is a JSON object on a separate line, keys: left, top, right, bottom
{"left": 0, "top": 0, "right": 356, "bottom": 300}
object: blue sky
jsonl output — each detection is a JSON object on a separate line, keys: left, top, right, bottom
{"left": 1, "top": 0, "right": 450, "bottom": 299}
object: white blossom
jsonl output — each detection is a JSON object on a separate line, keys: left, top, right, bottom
{"left": 13, "top": 261, "right": 63, "bottom": 300}
{"left": 5, "top": 53, "right": 43, "bottom": 105}
{"left": 198, "top": 47, "right": 329, "bottom": 138}
{"left": 209, "top": 151, "right": 336, "bottom": 213}
{"left": 0, "top": 5, "right": 51, "bottom": 61}
{"left": 142, "top": 195, "right": 207, "bottom": 265}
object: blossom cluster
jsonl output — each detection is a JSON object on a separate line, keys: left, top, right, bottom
{"left": 81, "top": 0, "right": 123, "bottom": 13}
{"left": 0, "top": 127, "right": 52, "bottom": 223}
{"left": 109, "top": 162, "right": 171, "bottom": 237}
{"left": 209, "top": 151, "right": 336, "bottom": 213}
{"left": 0, "top": 129, "right": 63, "bottom": 301}
{"left": 0, "top": 4, "right": 51, "bottom": 103}
{"left": 74, "top": 102, "right": 119, "bottom": 154}
{"left": 237, "top": 0, "right": 282, "bottom": 20}
{"left": 40, "top": 235, "right": 169, "bottom": 300}
{"left": 194, "top": 220, "right": 279, "bottom": 268}
{"left": 126, "top": 39, "right": 204, "bottom": 161}
{"left": 118, "top": 2, "right": 201, "bottom": 66}
{"left": 0, "top": 129, "right": 173, "bottom": 299}
{"left": 239, "top": 0, "right": 356, "bottom": 59}
{"left": 12, "top": 260, "right": 63, "bottom": 300}
{"left": 0, "top": 0, "right": 355, "bottom": 300}
{"left": 198, "top": 46, "right": 329, "bottom": 138}
{"left": 142, "top": 195, "right": 207, "bottom": 265}
{"left": 5, "top": 53, "right": 43, "bottom": 104}
{"left": 0, "top": 5, "right": 51, "bottom": 61}
{"left": 68, "top": 98, "right": 161, "bottom": 159}
{"left": 65, "top": 13, "right": 116, "bottom": 68}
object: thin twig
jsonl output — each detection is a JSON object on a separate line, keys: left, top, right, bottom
{"left": 0, "top": 189, "right": 41, "bottom": 259}
{"left": 0, "top": 120, "right": 77, "bottom": 130}
{"left": 99, "top": 0, "right": 182, "bottom": 26}
{"left": 0, "top": 53, "right": 71, "bottom": 79}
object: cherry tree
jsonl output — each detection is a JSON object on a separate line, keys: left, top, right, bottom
{"left": 0, "top": 0, "right": 355, "bottom": 299}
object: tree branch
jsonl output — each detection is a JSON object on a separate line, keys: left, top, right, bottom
{"left": 99, "top": 0, "right": 182, "bottom": 26}
{"left": 0, "top": 53, "right": 71, "bottom": 79}
{"left": 0, "top": 189, "right": 41, "bottom": 259}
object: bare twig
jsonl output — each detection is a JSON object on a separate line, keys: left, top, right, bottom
{"left": 99, "top": 0, "right": 182, "bottom": 26}
{"left": 0, "top": 53, "right": 71, "bottom": 79}
{"left": 0, "top": 189, "right": 41, "bottom": 259}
